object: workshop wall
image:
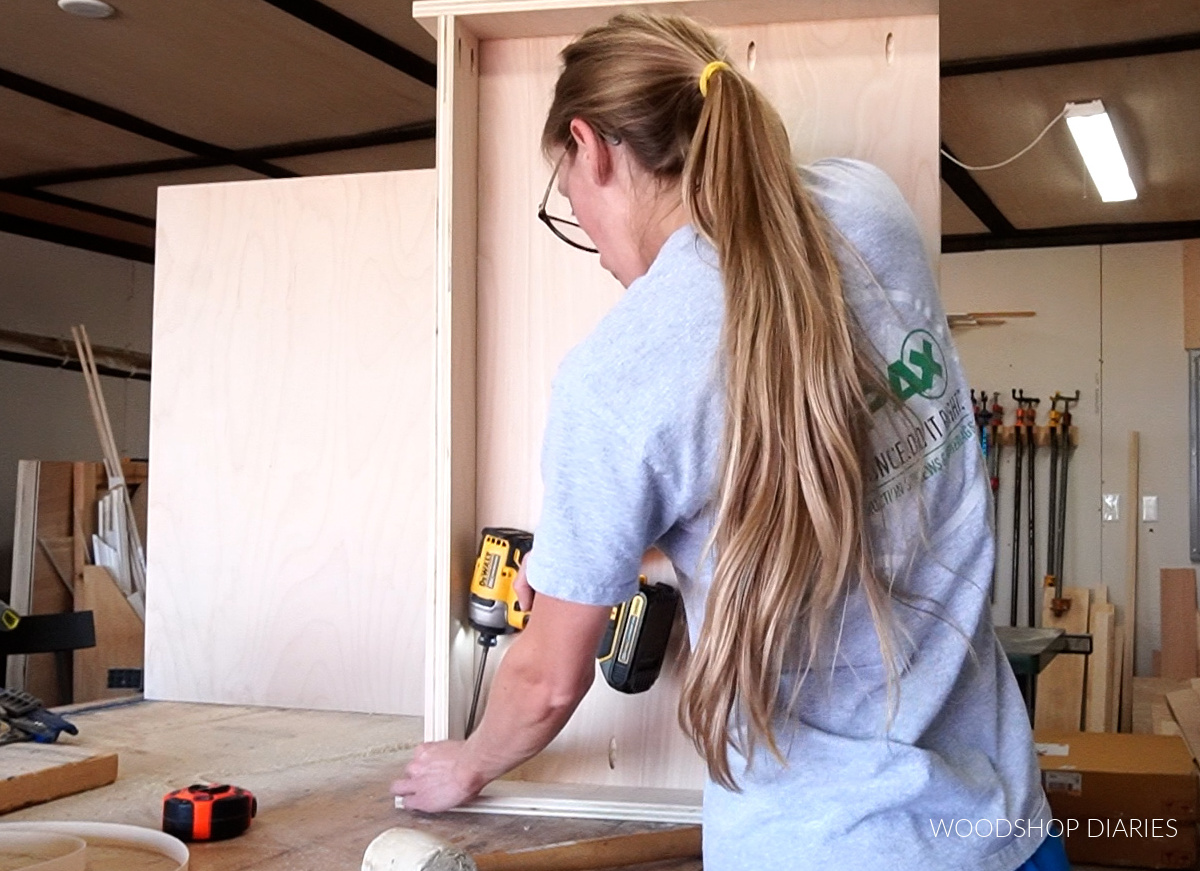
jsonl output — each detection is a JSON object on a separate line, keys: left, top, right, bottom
{"left": 941, "top": 240, "right": 1189, "bottom": 677}
{"left": 0, "top": 230, "right": 152, "bottom": 599}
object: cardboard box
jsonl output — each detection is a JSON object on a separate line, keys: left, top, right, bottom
{"left": 1035, "top": 730, "right": 1199, "bottom": 868}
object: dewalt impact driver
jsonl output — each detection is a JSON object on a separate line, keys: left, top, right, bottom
{"left": 465, "top": 527, "right": 533, "bottom": 735}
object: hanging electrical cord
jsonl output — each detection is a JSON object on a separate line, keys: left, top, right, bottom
{"left": 941, "top": 107, "right": 1069, "bottom": 171}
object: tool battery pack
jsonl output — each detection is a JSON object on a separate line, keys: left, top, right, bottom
{"left": 596, "top": 580, "right": 679, "bottom": 694}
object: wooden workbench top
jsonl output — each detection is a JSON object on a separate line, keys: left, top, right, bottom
{"left": 1, "top": 699, "right": 702, "bottom": 870}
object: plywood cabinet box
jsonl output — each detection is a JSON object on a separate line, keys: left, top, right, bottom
{"left": 146, "top": 0, "right": 939, "bottom": 824}
{"left": 412, "top": 0, "right": 939, "bottom": 821}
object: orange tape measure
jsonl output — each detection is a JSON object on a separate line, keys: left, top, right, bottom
{"left": 162, "top": 783, "right": 256, "bottom": 842}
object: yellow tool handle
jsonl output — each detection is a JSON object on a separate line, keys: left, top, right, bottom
{"left": 473, "top": 826, "right": 702, "bottom": 871}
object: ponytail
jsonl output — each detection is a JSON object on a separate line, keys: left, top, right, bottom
{"left": 544, "top": 13, "right": 897, "bottom": 790}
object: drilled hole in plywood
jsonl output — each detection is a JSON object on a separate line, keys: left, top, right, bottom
{"left": 746, "top": 40, "right": 757, "bottom": 71}
{"left": 608, "top": 736, "right": 618, "bottom": 769}
{"left": 471, "top": 46, "right": 476, "bottom": 73}
{"left": 885, "top": 32, "right": 895, "bottom": 65}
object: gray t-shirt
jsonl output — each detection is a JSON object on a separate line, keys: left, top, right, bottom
{"left": 524, "top": 158, "right": 1051, "bottom": 871}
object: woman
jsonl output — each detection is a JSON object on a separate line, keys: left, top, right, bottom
{"left": 393, "top": 13, "right": 1065, "bottom": 871}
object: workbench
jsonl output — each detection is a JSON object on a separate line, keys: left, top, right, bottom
{"left": 1, "top": 699, "right": 701, "bottom": 870}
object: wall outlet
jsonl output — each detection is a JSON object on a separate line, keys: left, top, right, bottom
{"left": 1141, "top": 495, "right": 1159, "bottom": 522}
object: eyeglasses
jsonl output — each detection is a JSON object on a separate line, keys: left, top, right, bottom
{"left": 537, "top": 152, "right": 599, "bottom": 254}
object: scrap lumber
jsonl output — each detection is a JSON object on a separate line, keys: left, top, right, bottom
{"left": 1110, "top": 626, "right": 1125, "bottom": 731}
{"left": 6, "top": 460, "right": 39, "bottom": 690}
{"left": 1120, "top": 432, "right": 1140, "bottom": 732}
{"left": 1165, "top": 687, "right": 1200, "bottom": 765}
{"left": 0, "top": 745, "right": 118, "bottom": 814}
{"left": 71, "top": 325, "right": 146, "bottom": 618}
{"left": 1084, "top": 599, "right": 1116, "bottom": 732}
{"left": 1160, "top": 568, "right": 1198, "bottom": 679}
{"left": 6, "top": 461, "right": 76, "bottom": 704}
{"left": 1152, "top": 699, "right": 1183, "bottom": 736}
{"left": 1035, "top": 586, "right": 1092, "bottom": 731}
{"left": 73, "top": 566, "right": 144, "bottom": 703}
{"left": 36, "top": 537, "right": 74, "bottom": 596}
{"left": 71, "top": 462, "right": 99, "bottom": 589}
{"left": 7, "top": 460, "right": 147, "bottom": 702}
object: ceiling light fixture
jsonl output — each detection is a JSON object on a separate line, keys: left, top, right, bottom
{"left": 58, "top": 0, "right": 116, "bottom": 19}
{"left": 1064, "top": 99, "right": 1137, "bottom": 202}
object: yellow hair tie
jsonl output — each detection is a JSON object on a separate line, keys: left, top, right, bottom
{"left": 698, "top": 60, "right": 729, "bottom": 98}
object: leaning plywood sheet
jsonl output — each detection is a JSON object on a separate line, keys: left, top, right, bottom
{"left": 146, "top": 169, "right": 437, "bottom": 715}
{"left": 1161, "top": 568, "right": 1198, "bottom": 679}
{"left": 1084, "top": 601, "right": 1116, "bottom": 732}
{"left": 74, "top": 566, "right": 143, "bottom": 703}
{"left": 419, "top": 0, "right": 939, "bottom": 818}
{"left": 1165, "top": 687, "right": 1200, "bottom": 766}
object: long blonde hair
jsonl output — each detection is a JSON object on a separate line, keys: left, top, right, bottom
{"left": 543, "top": 13, "right": 897, "bottom": 790}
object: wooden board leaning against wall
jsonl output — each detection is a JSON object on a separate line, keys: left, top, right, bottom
{"left": 425, "top": 1, "right": 939, "bottom": 808}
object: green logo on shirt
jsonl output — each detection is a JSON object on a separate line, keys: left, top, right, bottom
{"left": 888, "top": 329, "right": 946, "bottom": 401}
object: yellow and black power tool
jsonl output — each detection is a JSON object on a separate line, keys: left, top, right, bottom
{"left": 465, "top": 527, "right": 533, "bottom": 735}
{"left": 0, "top": 599, "right": 19, "bottom": 632}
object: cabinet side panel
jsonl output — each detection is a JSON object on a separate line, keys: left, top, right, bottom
{"left": 431, "top": 16, "right": 483, "bottom": 741}
{"left": 146, "top": 169, "right": 437, "bottom": 715}
{"left": 471, "top": 15, "right": 938, "bottom": 789}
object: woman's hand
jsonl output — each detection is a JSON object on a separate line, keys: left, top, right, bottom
{"left": 390, "top": 591, "right": 610, "bottom": 814}
{"left": 391, "top": 740, "right": 484, "bottom": 813}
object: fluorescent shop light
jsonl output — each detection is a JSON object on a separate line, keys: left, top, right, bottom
{"left": 1064, "top": 100, "right": 1137, "bottom": 202}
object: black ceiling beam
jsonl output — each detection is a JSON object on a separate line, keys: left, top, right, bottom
{"left": 943, "top": 220, "right": 1200, "bottom": 253}
{"left": 0, "top": 349, "right": 151, "bottom": 382}
{"left": 942, "top": 31, "right": 1200, "bottom": 77}
{"left": 1, "top": 120, "right": 437, "bottom": 190}
{"left": 0, "top": 210, "right": 154, "bottom": 263}
{"left": 248, "top": 119, "right": 438, "bottom": 160}
{"left": 940, "top": 145, "right": 1015, "bottom": 235}
{"left": 0, "top": 67, "right": 296, "bottom": 180}
{"left": 260, "top": 0, "right": 436, "bottom": 89}
{"left": 4, "top": 155, "right": 217, "bottom": 190}
{"left": 14, "top": 189, "right": 156, "bottom": 228}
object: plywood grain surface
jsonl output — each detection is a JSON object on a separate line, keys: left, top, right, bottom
{"left": 1084, "top": 601, "right": 1116, "bottom": 732}
{"left": 146, "top": 170, "right": 437, "bottom": 715}
{"left": 73, "top": 566, "right": 143, "bottom": 704}
{"left": 1161, "top": 568, "right": 1199, "bottom": 680}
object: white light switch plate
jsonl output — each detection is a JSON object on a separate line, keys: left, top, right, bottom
{"left": 1142, "top": 495, "right": 1158, "bottom": 522}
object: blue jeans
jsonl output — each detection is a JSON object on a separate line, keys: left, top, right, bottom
{"left": 1017, "top": 835, "right": 1070, "bottom": 870}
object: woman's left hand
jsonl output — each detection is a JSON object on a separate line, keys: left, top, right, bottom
{"left": 391, "top": 740, "right": 484, "bottom": 813}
